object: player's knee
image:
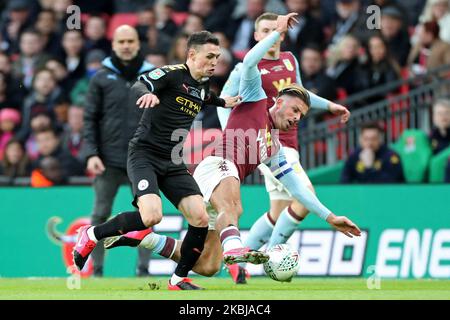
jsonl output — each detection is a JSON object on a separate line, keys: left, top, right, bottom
{"left": 139, "top": 208, "right": 163, "bottom": 227}
{"left": 190, "top": 211, "right": 209, "bottom": 228}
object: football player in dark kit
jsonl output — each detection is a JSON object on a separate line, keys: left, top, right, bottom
{"left": 73, "top": 31, "right": 240, "bottom": 290}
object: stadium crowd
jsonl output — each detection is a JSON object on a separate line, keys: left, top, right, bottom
{"left": 0, "top": 0, "right": 449, "bottom": 185}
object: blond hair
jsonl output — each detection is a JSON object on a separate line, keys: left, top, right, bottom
{"left": 254, "top": 12, "right": 278, "bottom": 30}
{"left": 277, "top": 83, "right": 311, "bottom": 109}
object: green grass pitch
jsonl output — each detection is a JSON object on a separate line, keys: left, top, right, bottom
{"left": 1, "top": 277, "right": 450, "bottom": 300}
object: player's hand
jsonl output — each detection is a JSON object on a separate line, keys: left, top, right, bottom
{"left": 329, "top": 102, "right": 350, "bottom": 123}
{"left": 137, "top": 93, "right": 160, "bottom": 108}
{"left": 326, "top": 214, "right": 361, "bottom": 238}
{"left": 276, "top": 13, "right": 299, "bottom": 33}
{"left": 223, "top": 95, "right": 242, "bottom": 108}
{"left": 87, "top": 156, "right": 105, "bottom": 176}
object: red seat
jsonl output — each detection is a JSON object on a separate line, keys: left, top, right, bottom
{"left": 336, "top": 88, "right": 348, "bottom": 101}
{"left": 107, "top": 13, "right": 138, "bottom": 40}
{"left": 171, "top": 12, "right": 189, "bottom": 26}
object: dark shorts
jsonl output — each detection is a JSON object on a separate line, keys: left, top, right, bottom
{"left": 127, "top": 145, "right": 202, "bottom": 208}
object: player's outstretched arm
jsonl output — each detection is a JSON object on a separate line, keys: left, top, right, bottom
{"left": 266, "top": 148, "right": 361, "bottom": 237}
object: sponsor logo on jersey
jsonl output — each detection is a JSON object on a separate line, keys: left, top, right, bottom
{"left": 272, "top": 77, "right": 292, "bottom": 92}
{"left": 260, "top": 68, "right": 270, "bottom": 75}
{"left": 176, "top": 96, "right": 201, "bottom": 117}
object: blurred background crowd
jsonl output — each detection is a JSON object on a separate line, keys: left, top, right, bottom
{"left": 0, "top": 0, "right": 449, "bottom": 186}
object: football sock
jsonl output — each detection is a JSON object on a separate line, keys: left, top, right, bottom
{"left": 244, "top": 212, "right": 275, "bottom": 250}
{"left": 170, "top": 274, "right": 185, "bottom": 286}
{"left": 174, "top": 224, "right": 208, "bottom": 278}
{"left": 267, "top": 206, "right": 303, "bottom": 248}
{"left": 220, "top": 225, "right": 244, "bottom": 252}
{"left": 93, "top": 211, "right": 146, "bottom": 240}
{"left": 87, "top": 227, "right": 98, "bottom": 243}
{"left": 140, "top": 233, "right": 176, "bottom": 259}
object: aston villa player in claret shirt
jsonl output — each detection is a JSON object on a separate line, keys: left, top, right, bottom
{"left": 217, "top": 12, "right": 352, "bottom": 283}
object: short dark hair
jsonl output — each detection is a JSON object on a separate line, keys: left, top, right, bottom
{"left": 187, "top": 31, "right": 219, "bottom": 50}
{"left": 361, "top": 122, "right": 383, "bottom": 133}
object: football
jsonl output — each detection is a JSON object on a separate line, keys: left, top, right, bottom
{"left": 263, "top": 244, "right": 300, "bottom": 282}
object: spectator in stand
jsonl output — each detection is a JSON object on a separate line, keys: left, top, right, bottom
{"left": 188, "top": 0, "right": 232, "bottom": 33}
{"left": 154, "top": 0, "right": 179, "bottom": 39}
{"left": 53, "top": 96, "right": 71, "bottom": 128}
{"left": 142, "top": 11, "right": 173, "bottom": 56}
{"left": 229, "top": 0, "right": 267, "bottom": 53}
{"left": 11, "top": 29, "right": 49, "bottom": 90}
{"left": 283, "top": 0, "right": 324, "bottom": 54}
{"left": 309, "top": 0, "right": 324, "bottom": 21}
{"left": 16, "top": 68, "right": 64, "bottom": 142}
{"left": 429, "top": 99, "right": 450, "bottom": 155}
{"left": 61, "top": 105, "right": 84, "bottom": 159}
{"left": 51, "top": 0, "right": 74, "bottom": 34}
{"left": 0, "top": 0, "right": 34, "bottom": 54}
{"left": 73, "top": 0, "right": 113, "bottom": 15}
{"left": 31, "top": 156, "right": 68, "bottom": 187}
{"left": 34, "top": 127, "right": 84, "bottom": 177}
{"left": 367, "top": 0, "right": 409, "bottom": 26}
{"left": 419, "top": 0, "right": 450, "bottom": 44}
{"left": 144, "top": 50, "right": 168, "bottom": 68}
{"left": 25, "top": 111, "right": 54, "bottom": 161}
{"left": 83, "top": 15, "right": 111, "bottom": 55}
{"left": 300, "top": 45, "right": 337, "bottom": 102}
{"left": 45, "top": 57, "right": 74, "bottom": 95}
{"left": 326, "top": 34, "right": 366, "bottom": 95}
{"left": 58, "top": 30, "right": 86, "bottom": 85}
{"left": 0, "top": 139, "right": 31, "bottom": 181}
{"left": 445, "top": 157, "right": 450, "bottom": 182}
{"left": 135, "top": 5, "right": 157, "bottom": 42}
{"left": 182, "top": 13, "right": 205, "bottom": 35}
{"left": 380, "top": 6, "right": 411, "bottom": 67}
{"left": 361, "top": 34, "right": 401, "bottom": 103}
{"left": 70, "top": 49, "right": 106, "bottom": 107}
{"left": 397, "top": 0, "right": 427, "bottom": 26}
{"left": 328, "top": 0, "right": 372, "bottom": 46}
{"left": 0, "top": 71, "right": 21, "bottom": 111}
{"left": 0, "top": 108, "right": 21, "bottom": 160}
{"left": 167, "top": 32, "right": 189, "bottom": 64}
{"left": 407, "top": 21, "right": 450, "bottom": 75}
{"left": 0, "top": 54, "right": 24, "bottom": 110}
{"left": 34, "top": 9, "right": 60, "bottom": 56}
{"left": 341, "top": 122, "right": 405, "bottom": 183}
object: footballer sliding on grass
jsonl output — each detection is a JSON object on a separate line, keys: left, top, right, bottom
{"left": 104, "top": 13, "right": 361, "bottom": 284}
